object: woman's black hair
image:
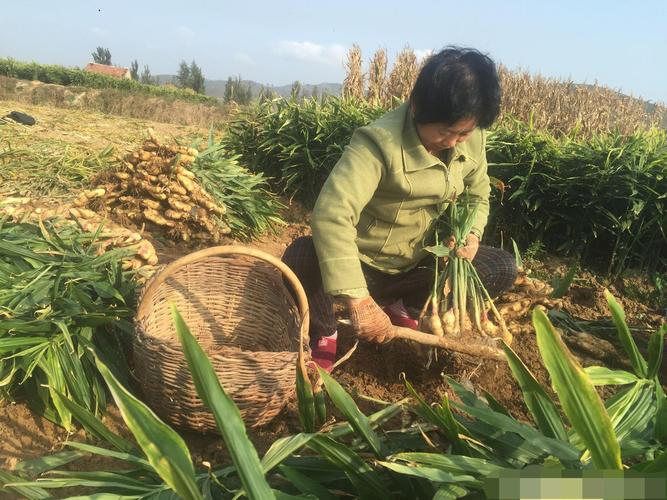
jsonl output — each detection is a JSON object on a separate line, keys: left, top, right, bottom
{"left": 409, "top": 46, "right": 501, "bottom": 128}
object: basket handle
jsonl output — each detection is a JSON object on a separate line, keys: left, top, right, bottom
{"left": 136, "top": 245, "right": 310, "bottom": 346}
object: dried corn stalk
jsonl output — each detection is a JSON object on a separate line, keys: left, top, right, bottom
{"left": 387, "top": 46, "right": 419, "bottom": 103}
{"left": 342, "top": 44, "right": 365, "bottom": 101}
{"left": 366, "top": 48, "right": 388, "bottom": 106}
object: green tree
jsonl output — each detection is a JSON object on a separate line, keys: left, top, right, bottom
{"left": 176, "top": 60, "right": 191, "bottom": 88}
{"left": 140, "top": 65, "right": 156, "bottom": 85}
{"left": 189, "top": 60, "right": 205, "bottom": 94}
{"left": 241, "top": 81, "right": 252, "bottom": 103}
{"left": 176, "top": 60, "right": 205, "bottom": 94}
{"left": 311, "top": 85, "right": 319, "bottom": 101}
{"left": 91, "top": 47, "right": 112, "bottom": 65}
{"left": 224, "top": 75, "right": 252, "bottom": 104}
{"left": 223, "top": 77, "right": 234, "bottom": 102}
{"left": 130, "top": 60, "right": 139, "bottom": 80}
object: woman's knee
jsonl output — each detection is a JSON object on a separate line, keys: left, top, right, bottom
{"left": 282, "top": 236, "right": 316, "bottom": 268}
{"left": 473, "top": 246, "right": 518, "bottom": 298}
{"left": 495, "top": 248, "right": 518, "bottom": 285}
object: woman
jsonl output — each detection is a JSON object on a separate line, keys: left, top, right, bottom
{"left": 283, "top": 47, "right": 517, "bottom": 371}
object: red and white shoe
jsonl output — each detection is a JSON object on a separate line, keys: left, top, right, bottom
{"left": 383, "top": 299, "right": 419, "bottom": 330}
{"left": 309, "top": 332, "right": 337, "bottom": 372}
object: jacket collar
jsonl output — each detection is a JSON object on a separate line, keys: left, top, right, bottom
{"left": 400, "top": 103, "right": 466, "bottom": 172}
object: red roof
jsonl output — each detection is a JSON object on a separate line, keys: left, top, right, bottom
{"left": 84, "top": 63, "right": 130, "bottom": 79}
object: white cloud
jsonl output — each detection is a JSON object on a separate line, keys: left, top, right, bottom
{"left": 234, "top": 53, "right": 255, "bottom": 66}
{"left": 414, "top": 49, "right": 434, "bottom": 62}
{"left": 175, "top": 25, "right": 195, "bottom": 44}
{"left": 273, "top": 41, "right": 346, "bottom": 67}
{"left": 90, "top": 26, "right": 109, "bottom": 37}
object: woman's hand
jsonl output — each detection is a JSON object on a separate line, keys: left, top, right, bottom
{"left": 346, "top": 296, "right": 394, "bottom": 343}
{"left": 456, "top": 233, "right": 480, "bottom": 260}
{"left": 445, "top": 233, "right": 481, "bottom": 261}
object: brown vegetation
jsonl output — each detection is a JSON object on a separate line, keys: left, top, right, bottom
{"left": 366, "top": 47, "right": 388, "bottom": 105}
{"left": 342, "top": 44, "right": 365, "bottom": 100}
{"left": 344, "top": 46, "right": 666, "bottom": 137}
{"left": 498, "top": 65, "right": 666, "bottom": 136}
{"left": 386, "top": 45, "right": 420, "bottom": 103}
{"left": 0, "top": 75, "right": 227, "bottom": 127}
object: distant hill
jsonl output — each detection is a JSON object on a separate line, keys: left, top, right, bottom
{"left": 155, "top": 75, "right": 342, "bottom": 100}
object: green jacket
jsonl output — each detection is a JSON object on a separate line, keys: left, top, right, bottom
{"left": 311, "top": 103, "right": 491, "bottom": 296}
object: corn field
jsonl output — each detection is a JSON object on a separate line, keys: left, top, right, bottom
{"left": 343, "top": 46, "right": 666, "bottom": 138}
{"left": 497, "top": 65, "right": 666, "bottom": 137}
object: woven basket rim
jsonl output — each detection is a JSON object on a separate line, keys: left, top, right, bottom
{"left": 135, "top": 245, "right": 310, "bottom": 351}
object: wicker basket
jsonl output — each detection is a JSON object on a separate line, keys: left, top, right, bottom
{"left": 134, "top": 245, "right": 310, "bottom": 432}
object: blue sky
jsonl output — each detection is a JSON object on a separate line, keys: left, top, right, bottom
{"left": 2, "top": 1, "right": 665, "bottom": 102}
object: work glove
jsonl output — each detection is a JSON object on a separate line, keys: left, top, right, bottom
{"left": 446, "top": 233, "right": 480, "bottom": 261}
{"left": 348, "top": 296, "right": 394, "bottom": 343}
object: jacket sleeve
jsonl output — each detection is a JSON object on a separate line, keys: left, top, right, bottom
{"left": 463, "top": 131, "right": 491, "bottom": 238}
{"left": 311, "top": 127, "right": 385, "bottom": 295}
